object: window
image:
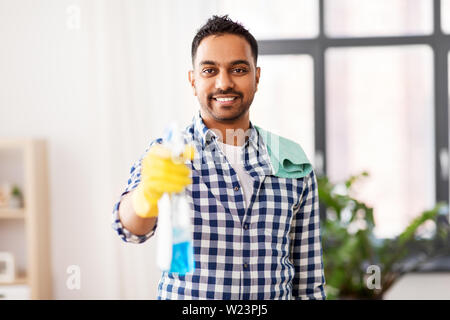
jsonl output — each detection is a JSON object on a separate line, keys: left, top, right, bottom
{"left": 326, "top": 46, "right": 435, "bottom": 237}
{"left": 325, "top": 0, "right": 433, "bottom": 37}
{"left": 252, "top": 55, "right": 315, "bottom": 164}
{"left": 258, "top": 1, "right": 450, "bottom": 238}
{"left": 443, "top": 0, "right": 450, "bottom": 33}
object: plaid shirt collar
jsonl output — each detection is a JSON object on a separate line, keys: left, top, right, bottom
{"left": 191, "top": 111, "right": 273, "bottom": 178}
{"left": 192, "top": 111, "right": 261, "bottom": 152}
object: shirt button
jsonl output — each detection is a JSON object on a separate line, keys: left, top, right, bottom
{"left": 243, "top": 223, "right": 249, "bottom": 230}
{"left": 243, "top": 263, "right": 249, "bottom": 269}
{"left": 234, "top": 186, "right": 239, "bottom": 191}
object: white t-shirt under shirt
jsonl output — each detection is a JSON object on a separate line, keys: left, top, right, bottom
{"left": 216, "top": 140, "right": 253, "bottom": 209}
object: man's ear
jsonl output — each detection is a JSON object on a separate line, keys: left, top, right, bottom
{"left": 255, "top": 66, "right": 261, "bottom": 92}
{"left": 188, "top": 70, "right": 197, "bottom": 96}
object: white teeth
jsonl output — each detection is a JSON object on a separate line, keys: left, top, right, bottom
{"left": 215, "top": 97, "right": 236, "bottom": 102}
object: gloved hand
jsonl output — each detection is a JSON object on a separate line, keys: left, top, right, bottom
{"left": 132, "top": 143, "right": 195, "bottom": 218}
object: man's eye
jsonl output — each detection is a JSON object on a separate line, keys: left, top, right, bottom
{"left": 202, "top": 68, "right": 215, "bottom": 74}
{"left": 233, "top": 68, "right": 247, "bottom": 73}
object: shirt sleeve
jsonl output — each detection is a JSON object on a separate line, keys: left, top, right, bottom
{"left": 111, "top": 139, "right": 162, "bottom": 244}
{"left": 290, "top": 169, "right": 327, "bottom": 300}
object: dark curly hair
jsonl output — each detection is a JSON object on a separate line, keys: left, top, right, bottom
{"left": 191, "top": 15, "right": 258, "bottom": 66}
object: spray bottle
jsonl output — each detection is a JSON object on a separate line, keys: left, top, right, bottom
{"left": 156, "top": 123, "right": 195, "bottom": 275}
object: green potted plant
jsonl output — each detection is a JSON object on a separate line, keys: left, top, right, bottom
{"left": 318, "top": 172, "right": 450, "bottom": 299}
{"left": 9, "top": 185, "right": 23, "bottom": 209}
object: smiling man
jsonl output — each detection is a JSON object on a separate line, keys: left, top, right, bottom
{"left": 189, "top": 30, "right": 259, "bottom": 137}
{"left": 112, "top": 15, "right": 326, "bottom": 300}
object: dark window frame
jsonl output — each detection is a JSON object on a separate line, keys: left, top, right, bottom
{"left": 258, "top": 0, "right": 450, "bottom": 216}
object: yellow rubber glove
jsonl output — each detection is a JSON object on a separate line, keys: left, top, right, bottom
{"left": 132, "top": 144, "right": 195, "bottom": 218}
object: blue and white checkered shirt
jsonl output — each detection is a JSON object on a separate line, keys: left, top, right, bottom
{"left": 112, "top": 113, "right": 326, "bottom": 300}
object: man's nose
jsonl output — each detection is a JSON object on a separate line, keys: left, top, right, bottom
{"left": 215, "top": 71, "right": 234, "bottom": 90}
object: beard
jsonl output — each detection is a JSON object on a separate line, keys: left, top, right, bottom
{"left": 200, "top": 89, "right": 255, "bottom": 123}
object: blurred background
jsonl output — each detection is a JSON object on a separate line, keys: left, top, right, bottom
{"left": 0, "top": 0, "right": 449, "bottom": 299}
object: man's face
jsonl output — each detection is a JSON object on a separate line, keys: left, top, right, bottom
{"left": 189, "top": 34, "right": 260, "bottom": 123}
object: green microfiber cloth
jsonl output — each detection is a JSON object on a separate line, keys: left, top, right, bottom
{"left": 255, "top": 125, "right": 313, "bottom": 179}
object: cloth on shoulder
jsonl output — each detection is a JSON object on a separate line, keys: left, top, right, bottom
{"left": 255, "top": 125, "right": 313, "bottom": 179}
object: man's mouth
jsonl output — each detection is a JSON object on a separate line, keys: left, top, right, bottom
{"left": 211, "top": 95, "right": 240, "bottom": 105}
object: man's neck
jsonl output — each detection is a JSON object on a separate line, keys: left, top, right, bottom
{"left": 200, "top": 111, "right": 251, "bottom": 146}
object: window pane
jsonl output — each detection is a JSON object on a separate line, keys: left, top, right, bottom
{"left": 252, "top": 55, "right": 315, "bottom": 165}
{"left": 442, "top": 0, "right": 450, "bottom": 33}
{"left": 325, "top": 0, "right": 433, "bottom": 37}
{"left": 326, "top": 46, "right": 435, "bottom": 238}
{"left": 215, "top": 0, "right": 318, "bottom": 39}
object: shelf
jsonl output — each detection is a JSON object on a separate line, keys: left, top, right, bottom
{"left": 0, "top": 208, "right": 25, "bottom": 219}
{"left": 0, "top": 138, "right": 51, "bottom": 298}
{"left": 0, "top": 275, "right": 28, "bottom": 286}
